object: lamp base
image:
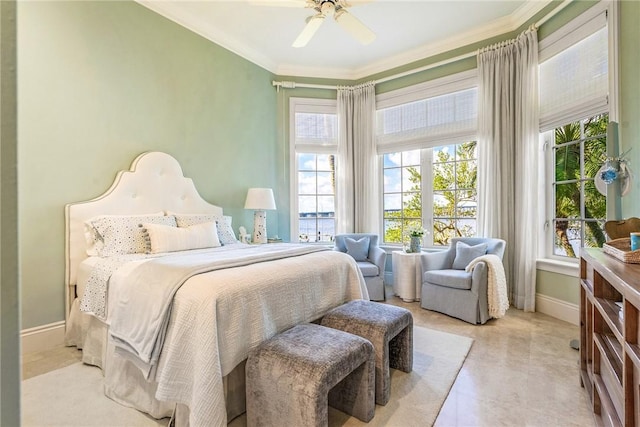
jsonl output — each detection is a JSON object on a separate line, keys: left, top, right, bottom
{"left": 252, "top": 210, "right": 267, "bottom": 244}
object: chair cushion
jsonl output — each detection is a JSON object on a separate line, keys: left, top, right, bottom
{"left": 356, "top": 261, "right": 379, "bottom": 277}
{"left": 423, "top": 269, "right": 473, "bottom": 290}
{"left": 452, "top": 241, "right": 487, "bottom": 270}
{"left": 345, "top": 237, "right": 370, "bottom": 262}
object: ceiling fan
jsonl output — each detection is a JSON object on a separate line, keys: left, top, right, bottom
{"left": 253, "top": 0, "right": 375, "bottom": 48}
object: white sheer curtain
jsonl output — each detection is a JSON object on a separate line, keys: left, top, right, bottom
{"left": 336, "top": 82, "right": 378, "bottom": 233}
{"left": 477, "top": 28, "right": 539, "bottom": 311}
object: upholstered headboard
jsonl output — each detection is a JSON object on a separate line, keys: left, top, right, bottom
{"left": 64, "top": 151, "right": 223, "bottom": 317}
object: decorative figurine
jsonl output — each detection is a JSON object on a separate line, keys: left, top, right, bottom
{"left": 239, "top": 226, "right": 251, "bottom": 244}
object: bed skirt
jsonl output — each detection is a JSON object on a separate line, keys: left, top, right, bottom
{"left": 65, "top": 299, "right": 247, "bottom": 423}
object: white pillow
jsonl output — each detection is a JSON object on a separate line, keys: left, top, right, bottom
{"left": 86, "top": 213, "right": 176, "bottom": 256}
{"left": 142, "top": 221, "right": 221, "bottom": 254}
{"left": 169, "top": 212, "right": 238, "bottom": 245}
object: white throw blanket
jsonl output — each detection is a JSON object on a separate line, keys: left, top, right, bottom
{"left": 466, "top": 254, "right": 509, "bottom": 318}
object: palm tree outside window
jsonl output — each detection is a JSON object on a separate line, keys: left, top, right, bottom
{"left": 551, "top": 113, "right": 608, "bottom": 258}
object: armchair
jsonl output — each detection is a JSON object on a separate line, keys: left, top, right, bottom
{"left": 334, "top": 234, "right": 387, "bottom": 301}
{"left": 420, "top": 237, "right": 506, "bottom": 324}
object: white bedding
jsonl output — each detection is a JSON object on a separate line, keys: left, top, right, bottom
{"left": 76, "top": 256, "right": 98, "bottom": 303}
{"left": 76, "top": 244, "right": 368, "bottom": 427}
{"left": 109, "top": 243, "right": 331, "bottom": 379}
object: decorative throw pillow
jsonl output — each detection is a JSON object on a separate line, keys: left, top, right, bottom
{"left": 345, "top": 237, "right": 370, "bottom": 262}
{"left": 142, "top": 221, "right": 221, "bottom": 253}
{"left": 84, "top": 212, "right": 166, "bottom": 256}
{"left": 171, "top": 213, "right": 238, "bottom": 245}
{"left": 218, "top": 216, "right": 239, "bottom": 245}
{"left": 87, "top": 213, "right": 176, "bottom": 257}
{"left": 452, "top": 241, "right": 488, "bottom": 270}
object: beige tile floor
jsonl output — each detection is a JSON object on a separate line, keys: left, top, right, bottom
{"left": 22, "top": 285, "right": 596, "bottom": 426}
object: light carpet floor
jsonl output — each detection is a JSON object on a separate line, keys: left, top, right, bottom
{"left": 22, "top": 326, "right": 472, "bottom": 427}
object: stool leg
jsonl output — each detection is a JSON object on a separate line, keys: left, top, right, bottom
{"left": 328, "top": 356, "right": 375, "bottom": 422}
{"left": 247, "top": 359, "right": 326, "bottom": 427}
{"left": 389, "top": 323, "right": 413, "bottom": 373}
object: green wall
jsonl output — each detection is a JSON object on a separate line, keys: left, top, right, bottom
{"left": 18, "top": 1, "right": 278, "bottom": 329}
{"left": 536, "top": 270, "right": 579, "bottom": 305}
{"left": 620, "top": 0, "right": 640, "bottom": 218}
{"left": 2, "top": 0, "right": 21, "bottom": 424}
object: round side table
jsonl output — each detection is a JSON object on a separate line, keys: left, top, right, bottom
{"left": 391, "top": 250, "right": 423, "bottom": 302}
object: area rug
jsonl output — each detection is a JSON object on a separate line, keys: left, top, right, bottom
{"left": 22, "top": 326, "right": 472, "bottom": 427}
{"left": 331, "top": 325, "right": 473, "bottom": 426}
{"left": 22, "top": 363, "right": 169, "bottom": 427}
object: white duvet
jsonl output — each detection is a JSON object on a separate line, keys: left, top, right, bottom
{"left": 101, "top": 244, "right": 368, "bottom": 427}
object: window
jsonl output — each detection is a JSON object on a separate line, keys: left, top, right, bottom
{"left": 383, "top": 141, "right": 477, "bottom": 247}
{"left": 290, "top": 98, "right": 337, "bottom": 243}
{"left": 547, "top": 114, "right": 608, "bottom": 257}
{"left": 297, "top": 153, "right": 336, "bottom": 242}
{"left": 539, "top": 2, "right": 613, "bottom": 260}
{"left": 377, "top": 71, "right": 478, "bottom": 247}
{"left": 432, "top": 142, "right": 478, "bottom": 245}
{"left": 383, "top": 150, "right": 421, "bottom": 244}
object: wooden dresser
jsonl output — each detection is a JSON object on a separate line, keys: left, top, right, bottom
{"left": 580, "top": 248, "right": 640, "bottom": 426}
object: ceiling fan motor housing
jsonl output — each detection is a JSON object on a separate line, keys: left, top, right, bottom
{"left": 319, "top": 1, "right": 336, "bottom": 16}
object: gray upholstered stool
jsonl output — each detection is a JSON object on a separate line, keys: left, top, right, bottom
{"left": 245, "top": 323, "right": 375, "bottom": 427}
{"left": 321, "top": 300, "right": 413, "bottom": 405}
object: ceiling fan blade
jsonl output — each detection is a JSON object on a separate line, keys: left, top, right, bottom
{"left": 334, "top": 9, "right": 375, "bottom": 45}
{"left": 292, "top": 14, "right": 325, "bottom": 48}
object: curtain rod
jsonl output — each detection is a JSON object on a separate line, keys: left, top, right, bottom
{"left": 272, "top": 0, "right": 572, "bottom": 91}
{"left": 271, "top": 51, "right": 476, "bottom": 91}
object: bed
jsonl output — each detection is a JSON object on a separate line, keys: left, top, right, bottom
{"left": 64, "top": 151, "right": 368, "bottom": 426}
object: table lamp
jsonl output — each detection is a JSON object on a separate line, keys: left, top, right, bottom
{"left": 244, "top": 188, "right": 276, "bottom": 244}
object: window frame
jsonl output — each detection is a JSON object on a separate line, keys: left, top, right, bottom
{"left": 538, "top": 0, "right": 618, "bottom": 267}
{"left": 542, "top": 114, "right": 609, "bottom": 262}
{"left": 289, "top": 97, "right": 338, "bottom": 243}
{"left": 381, "top": 141, "right": 478, "bottom": 248}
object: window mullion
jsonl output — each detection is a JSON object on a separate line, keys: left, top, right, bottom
{"left": 422, "top": 148, "right": 434, "bottom": 246}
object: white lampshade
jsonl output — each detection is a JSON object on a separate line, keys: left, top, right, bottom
{"left": 244, "top": 188, "right": 276, "bottom": 211}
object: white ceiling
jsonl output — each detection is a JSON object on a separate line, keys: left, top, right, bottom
{"left": 137, "top": 0, "right": 551, "bottom": 80}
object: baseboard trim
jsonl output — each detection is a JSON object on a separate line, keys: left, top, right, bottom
{"left": 21, "top": 321, "right": 65, "bottom": 355}
{"left": 536, "top": 293, "right": 579, "bottom": 326}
